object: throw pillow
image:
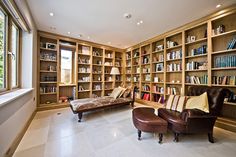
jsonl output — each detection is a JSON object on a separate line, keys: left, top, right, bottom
{"left": 110, "top": 88, "right": 123, "bottom": 99}
{"left": 185, "top": 92, "right": 209, "bottom": 113}
{"left": 118, "top": 86, "right": 127, "bottom": 98}
{"left": 123, "top": 88, "right": 132, "bottom": 98}
{"left": 166, "top": 95, "right": 189, "bottom": 112}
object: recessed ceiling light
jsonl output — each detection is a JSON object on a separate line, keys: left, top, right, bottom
{"left": 78, "top": 34, "right": 82, "bottom": 38}
{"left": 140, "top": 20, "right": 143, "bottom": 24}
{"left": 67, "top": 32, "right": 71, "bottom": 34}
{"left": 216, "top": 4, "right": 221, "bottom": 8}
{"left": 49, "top": 12, "right": 54, "bottom": 16}
{"left": 137, "top": 22, "right": 140, "bottom": 26}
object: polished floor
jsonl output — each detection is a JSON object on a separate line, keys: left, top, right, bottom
{"left": 13, "top": 103, "right": 236, "bottom": 157}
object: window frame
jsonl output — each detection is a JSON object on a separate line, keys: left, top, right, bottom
{"left": 0, "top": 6, "right": 8, "bottom": 92}
{"left": 10, "top": 21, "right": 20, "bottom": 89}
{"left": 0, "top": 5, "right": 21, "bottom": 94}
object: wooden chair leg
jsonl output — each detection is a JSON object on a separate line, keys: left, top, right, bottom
{"left": 159, "top": 133, "right": 163, "bottom": 144}
{"left": 138, "top": 130, "right": 142, "bottom": 140}
{"left": 173, "top": 133, "right": 179, "bottom": 142}
{"left": 208, "top": 133, "right": 214, "bottom": 143}
{"left": 78, "top": 112, "right": 83, "bottom": 122}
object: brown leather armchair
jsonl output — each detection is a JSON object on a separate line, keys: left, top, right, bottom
{"left": 158, "top": 86, "right": 230, "bottom": 143}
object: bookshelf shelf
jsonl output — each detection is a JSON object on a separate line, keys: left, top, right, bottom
{"left": 40, "top": 47, "right": 57, "bottom": 52}
{"left": 78, "top": 53, "right": 90, "bottom": 56}
{"left": 152, "top": 71, "right": 164, "bottom": 74}
{"left": 40, "top": 59, "right": 57, "bottom": 63}
{"left": 166, "top": 44, "right": 182, "bottom": 50}
{"left": 212, "top": 49, "right": 236, "bottom": 55}
{"left": 40, "top": 92, "right": 57, "bottom": 95}
{"left": 78, "top": 63, "right": 90, "bottom": 65}
{"left": 224, "top": 102, "right": 236, "bottom": 106}
{"left": 212, "top": 84, "right": 236, "bottom": 88}
{"left": 211, "top": 29, "right": 236, "bottom": 38}
{"left": 78, "top": 90, "right": 90, "bottom": 93}
{"left": 185, "top": 83, "right": 207, "bottom": 86}
{"left": 166, "top": 58, "right": 182, "bottom": 62}
{"left": 40, "top": 82, "right": 57, "bottom": 84}
{"left": 166, "top": 82, "right": 182, "bottom": 85}
{"left": 185, "top": 69, "right": 207, "bottom": 72}
{"left": 166, "top": 71, "right": 182, "bottom": 73}
{"left": 152, "top": 92, "right": 164, "bottom": 95}
{"left": 212, "top": 67, "right": 236, "bottom": 71}
{"left": 40, "top": 70, "right": 57, "bottom": 73}
{"left": 185, "top": 38, "right": 207, "bottom": 45}
{"left": 152, "top": 82, "right": 164, "bottom": 84}
{"left": 185, "top": 54, "right": 207, "bottom": 59}
{"left": 152, "top": 50, "right": 164, "bottom": 54}
{"left": 59, "top": 84, "right": 76, "bottom": 87}
{"left": 78, "top": 82, "right": 90, "bottom": 83}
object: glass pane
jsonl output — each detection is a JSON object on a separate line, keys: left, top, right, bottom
{"left": 61, "top": 49, "right": 72, "bottom": 84}
{"left": 0, "top": 10, "right": 6, "bottom": 89}
{"left": 11, "top": 24, "right": 19, "bottom": 87}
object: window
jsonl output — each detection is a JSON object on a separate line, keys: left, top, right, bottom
{"left": 0, "top": 9, "right": 6, "bottom": 89}
{"left": 61, "top": 49, "right": 72, "bottom": 84}
{"left": 11, "top": 23, "right": 19, "bottom": 87}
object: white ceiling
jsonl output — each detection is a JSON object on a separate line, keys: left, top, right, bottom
{"left": 25, "top": 0, "right": 236, "bottom": 49}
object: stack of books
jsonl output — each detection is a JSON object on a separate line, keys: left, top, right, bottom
{"left": 142, "top": 85, "right": 150, "bottom": 91}
{"left": 214, "top": 55, "right": 236, "bottom": 68}
{"left": 153, "top": 94, "right": 164, "bottom": 103}
{"left": 189, "top": 45, "right": 207, "bottom": 56}
{"left": 167, "top": 87, "right": 181, "bottom": 95}
{"left": 212, "top": 75, "right": 236, "bottom": 85}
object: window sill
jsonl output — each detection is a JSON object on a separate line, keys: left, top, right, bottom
{"left": 0, "top": 88, "right": 34, "bottom": 108}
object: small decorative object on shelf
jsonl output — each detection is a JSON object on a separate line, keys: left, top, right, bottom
{"left": 155, "top": 44, "right": 164, "bottom": 51}
{"left": 212, "top": 24, "right": 225, "bottom": 36}
{"left": 167, "top": 41, "right": 178, "bottom": 48}
{"left": 186, "top": 35, "right": 196, "bottom": 43}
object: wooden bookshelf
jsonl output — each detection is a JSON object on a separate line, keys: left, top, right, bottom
{"left": 37, "top": 31, "right": 124, "bottom": 109}
{"left": 125, "top": 7, "right": 236, "bottom": 106}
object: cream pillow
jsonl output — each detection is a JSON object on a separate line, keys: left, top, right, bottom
{"left": 110, "top": 88, "right": 123, "bottom": 99}
{"left": 118, "top": 86, "right": 127, "bottom": 98}
{"left": 185, "top": 92, "right": 209, "bottom": 113}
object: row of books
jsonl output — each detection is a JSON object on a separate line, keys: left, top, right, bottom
{"left": 79, "top": 67, "right": 90, "bottom": 73}
{"left": 186, "top": 75, "right": 208, "bottom": 84}
{"left": 227, "top": 36, "right": 236, "bottom": 50}
{"left": 155, "top": 63, "right": 164, "bottom": 72}
{"left": 141, "top": 93, "right": 150, "bottom": 101}
{"left": 189, "top": 45, "right": 207, "bottom": 56}
{"left": 153, "top": 85, "right": 164, "bottom": 94}
{"left": 78, "top": 57, "right": 90, "bottom": 64}
{"left": 186, "top": 61, "right": 206, "bottom": 70}
{"left": 212, "top": 76, "right": 236, "bottom": 85}
{"left": 214, "top": 55, "right": 236, "bottom": 68}
{"left": 153, "top": 94, "right": 165, "bottom": 103}
{"left": 167, "top": 87, "right": 181, "bottom": 95}
{"left": 144, "top": 75, "right": 151, "bottom": 81}
{"left": 142, "top": 85, "right": 150, "bottom": 91}
{"left": 167, "top": 49, "right": 182, "bottom": 60}
{"left": 167, "top": 63, "right": 182, "bottom": 72}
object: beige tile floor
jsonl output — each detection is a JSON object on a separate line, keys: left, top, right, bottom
{"left": 13, "top": 103, "right": 236, "bottom": 157}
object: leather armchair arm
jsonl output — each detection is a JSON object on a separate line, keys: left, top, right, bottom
{"left": 180, "top": 109, "right": 213, "bottom": 122}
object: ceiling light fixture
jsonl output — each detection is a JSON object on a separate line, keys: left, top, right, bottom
{"left": 49, "top": 12, "right": 54, "bottom": 16}
{"left": 137, "top": 22, "right": 140, "bottom": 25}
{"left": 216, "top": 4, "right": 221, "bottom": 8}
{"left": 67, "top": 32, "right": 71, "bottom": 34}
{"left": 124, "top": 13, "right": 132, "bottom": 19}
{"left": 140, "top": 20, "right": 143, "bottom": 24}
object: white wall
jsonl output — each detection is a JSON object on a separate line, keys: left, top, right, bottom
{"left": 0, "top": 0, "right": 38, "bottom": 156}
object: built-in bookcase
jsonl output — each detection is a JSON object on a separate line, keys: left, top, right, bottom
{"left": 38, "top": 31, "right": 124, "bottom": 110}
{"left": 210, "top": 12, "right": 236, "bottom": 105}
{"left": 184, "top": 23, "right": 208, "bottom": 94}
{"left": 126, "top": 8, "right": 236, "bottom": 106}
{"left": 39, "top": 37, "right": 58, "bottom": 105}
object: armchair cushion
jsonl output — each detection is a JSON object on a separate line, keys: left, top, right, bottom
{"left": 185, "top": 92, "right": 209, "bottom": 113}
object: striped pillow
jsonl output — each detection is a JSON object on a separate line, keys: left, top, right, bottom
{"left": 166, "top": 95, "right": 188, "bottom": 112}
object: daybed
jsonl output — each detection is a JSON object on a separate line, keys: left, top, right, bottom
{"left": 70, "top": 87, "right": 136, "bottom": 122}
